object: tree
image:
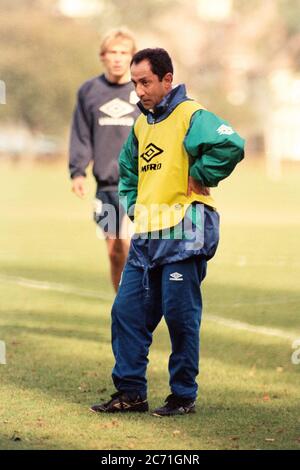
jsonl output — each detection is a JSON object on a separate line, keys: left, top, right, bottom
{"left": 0, "top": 10, "right": 100, "bottom": 134}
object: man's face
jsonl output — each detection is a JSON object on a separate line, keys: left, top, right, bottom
{"left": 101, "top": 39, "right": 133, "bottom": 80}
{"left": 130, "top": 59, "right": 173, "bottom": 110}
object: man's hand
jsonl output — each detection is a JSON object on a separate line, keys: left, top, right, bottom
{"left": 187, "top": 176, "right": 210, "bottom": 197}
{"left": 71, "top": 176, "right": 87, "bottom": 198}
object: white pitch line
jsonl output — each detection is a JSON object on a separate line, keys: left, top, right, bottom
{"left": 0, "top": 274, "right": 113, "bottom": 301}
{"left": 208, "top": 297, "right": 300, "bottom": 307}
{"left": 205, "top": 314, "right": 297, "bottom": 341}
{"left": 0, "top": 274, "right": 298, "bottom": 341}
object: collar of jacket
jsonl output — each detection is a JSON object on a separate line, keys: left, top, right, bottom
{"left": 137, "top": 84, "right": 189, "bottom": 124}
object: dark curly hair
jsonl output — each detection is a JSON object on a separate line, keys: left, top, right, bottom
{"left": 130, "top": 48, "right": 173, "bottom": 81}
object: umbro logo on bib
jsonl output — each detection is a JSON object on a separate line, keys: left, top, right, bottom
{"left": 140, "top": 143, "right": 164, "bottom": 163}
{"left": 140, "top": 143, "right": 164, "bottom": 172}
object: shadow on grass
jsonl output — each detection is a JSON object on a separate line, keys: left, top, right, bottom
{"left": 1, "top": 304, "right": 113, "bottom": 343}
{"left": 1, "top": 263, "right": 300, "bottom": 449}
{"left": 1, "top": 323, "right": 109, "bottom": 343}
{"left": 161, "top": 402, "right": 300, "bottom": 450}
{"left": 1, "top": 305, "right": 297, "bottom": 375}
{"left": 203, "top": 281, "right": 300, "bottom": 332}
{"left": 0, "top": 432, "right": 80, "bottom": 451}
{"left": 1, "top": 313, "right": 298, "bottom": 401}
{"left": 1, "top": 322, "right": 300, "bottom": 450}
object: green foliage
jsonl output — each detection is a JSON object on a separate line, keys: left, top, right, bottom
{"left": 0, "top": 0, "right": 176, "bottom": 135}
{"left": 278, "top": 0, "right": 300, "bottom": 35}
{"left": 99, "top": 0, "right": 176, "bottom": 26}
{"left": 0, "top": 11, "right": 100, "bottom": 133}
{"left": 1, "top": 0, "right": 300, "bottom": 136}
{"left": 0, "top": 0, "right": 41, "bottom": 9}
{"left": 232, "top": 0, "right": 261, "bottom": 13}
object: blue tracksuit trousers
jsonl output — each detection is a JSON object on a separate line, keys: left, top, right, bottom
{"left": 111, "top": 256, "right": 207, "bottom": 400}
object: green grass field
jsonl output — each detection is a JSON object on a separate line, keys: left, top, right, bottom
{"left": 0, "top": 159, "right": 299, "bottom": 450}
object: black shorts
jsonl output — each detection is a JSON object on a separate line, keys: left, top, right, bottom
{"left": 93, "top": 188, "right": 126, "bottom": 238}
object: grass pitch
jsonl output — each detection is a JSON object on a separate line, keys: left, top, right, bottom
{"left": 0, "top": 159, "right": 299, "bottom": 450}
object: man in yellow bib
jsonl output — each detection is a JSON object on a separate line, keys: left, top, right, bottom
{"left": 90, "top": 48, "right": 245, "bottom": 416}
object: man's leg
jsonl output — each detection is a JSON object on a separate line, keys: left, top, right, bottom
{"left": 111, "top": 263, "right": 163, "bottom": 398}
{"left": 94, "top": 189, "right": 131, "bottom": 292}
{"left": 161, "top": 257, "right": 207, "bottom": 400}
{"left": 107, "top": 209, "right": 134, "bottom": 292}
{"left": 106, "top": 237, "right": 129, "bottom": 292}
{"left": 90, "top": 262, "right": 163, "bottom": 413}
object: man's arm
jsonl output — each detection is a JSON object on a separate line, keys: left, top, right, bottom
{"left": 184, "top": 110, "right": 245, "bottom": 187}
{"left": 69, "top": 87, "right": 93, "bottom": 198}
{"left": 118, "top": 128, "right": 139, "bottom": 220}
{"left": 187, "top": 176, "right": 211, "bottom": 197}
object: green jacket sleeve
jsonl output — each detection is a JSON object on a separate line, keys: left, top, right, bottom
{"left": 118, "top": 128, "right": 139, "bottom": 219}
{"left": 184, "top": 110, "right": 245, "bottom": 187}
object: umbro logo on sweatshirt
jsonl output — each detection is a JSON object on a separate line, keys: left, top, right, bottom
{"left": 169, "top": 272, "right": 183, "bottom": 281}
{"left": 99, "top": 98, "right": 135, "bottom": 126}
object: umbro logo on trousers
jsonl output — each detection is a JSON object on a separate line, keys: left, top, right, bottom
{"left": 169, "top": 272, "right": 183, "bottom": 281}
